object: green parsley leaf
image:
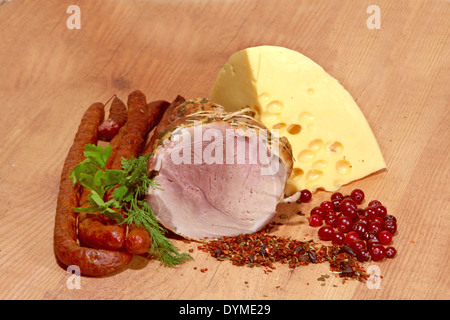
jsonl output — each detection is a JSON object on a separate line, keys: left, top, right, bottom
{"left": 112, "top": 185, "right": 128, "bottom": 202}
{"left": 83, "top": 144, "right": 112, "bottom": 168}
{"left": 89, "top": 189, "right": 106, "bottom": 207}
{"left": 74, "top": 206, "right": 100, "bottom": 213}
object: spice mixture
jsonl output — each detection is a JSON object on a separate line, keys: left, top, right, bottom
{"left": 198, "top": 223, "right": 369, "bottom": 282}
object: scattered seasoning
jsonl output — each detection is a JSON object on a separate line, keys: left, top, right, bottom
{"left": 317, "top": 274, "right": 330, "bottom": 282}
{"left": 307, "top": 251, "right": 318, "bottom": 263}
{"left": 340, "top": 245, "right": 356, "bottom": 256}
{"left": 197, "top": 223, "right": 369, "bottom": 282}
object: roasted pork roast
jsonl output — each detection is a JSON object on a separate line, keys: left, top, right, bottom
{"left": 146, "top": 98, "right": 293, "bottom": 239}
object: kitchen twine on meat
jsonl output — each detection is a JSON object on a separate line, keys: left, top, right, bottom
{"left": 168, "top": 120, "right": 283, "bottom": 176}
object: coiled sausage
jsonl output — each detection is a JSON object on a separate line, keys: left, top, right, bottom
{"left": 53, "top": 102, "right": 132, "bottom": 277}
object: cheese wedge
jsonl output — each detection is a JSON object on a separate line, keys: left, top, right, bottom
{"left": 210, "top": 45, "right": 386, "bottom": 193}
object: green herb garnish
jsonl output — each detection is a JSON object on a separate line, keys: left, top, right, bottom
{"left": 69, "top": 144, "right": 192, "bottom": 267}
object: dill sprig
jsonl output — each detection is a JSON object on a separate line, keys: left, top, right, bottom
{"left": 69, "top": 144, "right": 192, "bottom": 267}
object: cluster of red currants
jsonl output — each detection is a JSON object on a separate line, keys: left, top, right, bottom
{"left": 307, "top": 189, "right": 398, "bottom": 262}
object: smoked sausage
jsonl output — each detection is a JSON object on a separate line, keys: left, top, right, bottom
{"left": 144, "top": 95, "right": 185, "bottom": 155}
{"left": 53, "top": 102, "right": 132, "bottom": 277}
{"left": 79, "top": 91, "right": 150, "bottom": 251}
{"left": 98, "top": 96, "right": 128, "bottom": 141}
{"left": 101, "top": 91, "right": 153, "bottom": 255}
{"left": 78, "top": 213, "right": 126, "bottom": 250}
{"left": 124, "top": 227, "right": 152, "bottom": 255}
{"left": 146, "top": 100, "right": 170, "bottom": 134}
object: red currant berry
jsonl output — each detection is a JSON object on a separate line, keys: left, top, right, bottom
{"left": 366, "top": 237, "right": 380, "bottom": 251}
{"left": 318, "top": 225, "right": 334, "bottom": 241}
{"left": 385, "top": 247, "right": 397, "bottom": 258}
{"left": 371, "top": 216, "right": 385, "bottom": 227}
{"left": 310, "top": 206, "right": 326, "bottom": 218}
{"left": 339, "top": 198, "right": 357, "bottom": 212}
{"left": 350, "top": 239, "right": 366, "bottom": 252}
{"left": 370, "top": 244, "right": 386, "bottom": 261}
{"left": 356, "top": 249, "right": 371, "bottom": 262}
{"left": 368, "top": 222, "right": 383, "bottom": 235}
{"left": 332, "top": 199, "right": 341, "bottom": 212}
{"left": 324, "top": 212, "right": 338, "bottom": 227}
{"left": 378, "top": 230, "right": 393, "bottom": 245}
{"left": 357, "top": 208, "right": 365, "bottom": 217}
{"left": 364, "top": 206, "right": 378, "bottom": 221}
{"left": 309, "top": 214, "right": 323, "bottom": 227}
{"left": 368, "top": 200, "right": 382, "bottom": 207}
{"left": 384, "top": 220, "right": 397, "bottom": 235}
{"left": 344, "top": 231, "right": 360, "bottom": 245}
{"left": 352, "top": 222, "right": 368, "bottom": 238}
{"left": 341, "top": 206, "right": 358, "bottom": 220}
{"left": 300, "top": 189, "right": 312, "bottom": 203}
{"left": 331, "top": 192, "right": 344, "bottom": 202}
{"left": 320, "top": 201, "right": 334, "bottom": 211}
{"left": 360, "top": 232, "right": 370, "bottom": 241}
{"left": 354, "top": 216, "right": 369, "bottom": 225}
{"left": 350, "top": 189, "right": 365, "bottom": 204}
{"left": 331, "top": 231, "right": 345, "bottom": 245}
{"left": 384, "top": 214, "right": 397, "bottom": 223}
{"left": 375, "top": 205, "right": 388, "bottom": 218}
{"left": 336, "top": 216, "right": 353, "bottom": 233}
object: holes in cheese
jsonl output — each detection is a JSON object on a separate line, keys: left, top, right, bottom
{"left": 291, "top": 168, "right": 304, "bottom": 179}
{"left": 328, "top": 141, "right": 344, "bottom": 155}
{"left": 298, "top": 149, "right": 316, "bottom": 162}
{"left": 313, "top": 160, "right": 328, "bottom": 169}
{"left": 287, "top": 124, "right": 302, "bottom": 135}
{"left": 253, "top": 105, "right": 262, "bottom": 117}
{"left": 211, "top": 45, "right": 386, "bottom": 192}
{"left": 272, "top": 122, "right": 286, "bottom": 130}
{"left": 305, "top": 169, "right": 323, "bottom": 182}
{"left": 336, "top": 159, "right": 352, "bottom": 175}
{"left": 266, "top": 100, "right": 284, "bottom": 113}
{"left": 258, "top": 92, "right": 270, "bottom": 103}
{"left": 309, "top": 139, "right": 323, "bottom": 151}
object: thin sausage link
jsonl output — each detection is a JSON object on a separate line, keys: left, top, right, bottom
{"left": 54, "top": 102, "right": 132, "bottom": 277}
{"left": 98, "top": 96, "right": 128, "bottom": 141}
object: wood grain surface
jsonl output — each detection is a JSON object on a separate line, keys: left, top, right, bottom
{"left": 0, "top": 0, "right": 448, "bottom": 300}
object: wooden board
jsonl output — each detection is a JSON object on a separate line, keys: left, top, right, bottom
{"left": 0, "top": 0, "right": 449, "bottom": 300}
